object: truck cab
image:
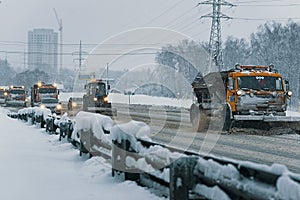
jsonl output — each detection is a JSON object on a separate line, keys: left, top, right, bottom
{"left": 0, "top": 87, "right": 8, "bottom": 104}
{"left": 31, "top": 82, "right": 59, "bottom": 107}
{"left": 6, "top": 85, "right": 27, "bottom": 107}
{"left": 82, "top": 79, "right": 115, "bottom": 116}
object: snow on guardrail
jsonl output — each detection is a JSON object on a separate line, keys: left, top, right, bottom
{"left": 8, "top": 108, "right": 300, "bottom": 200}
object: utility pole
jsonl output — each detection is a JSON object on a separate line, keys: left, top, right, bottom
{"left": 198, "top": 0, "right": 235, "bottom": 71}
{"left": 73, "top": 40, "right": 87, "bottom": 71}
{"left": 53, "top": 8, "right": 63, "bottom": 74}
{"left": 79, "top": 40, "right": 83, "bottom": 70}
{"left": 106, "top": 63, "right": 109, "bottom": 95}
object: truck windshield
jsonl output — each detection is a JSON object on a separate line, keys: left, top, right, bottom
{"left": 95, "top": 83, "right": 106, "bottom": 96}
{"left": 11, "top": 90, "right": 25, "bottom": 94}
{"left": 41, "top": 98, "right": 58, "bottom": 103}
{"left": 238, "top": 76, "right": 283, "bottom": 91}
{"left": 39, "top": 88, "right": 57, "bottom": 93}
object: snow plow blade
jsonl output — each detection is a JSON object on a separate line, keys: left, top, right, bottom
{"left": 233, "top": 114, "right": 300, "bottom": 132}
{"left": 6, "top": 100, "right": 27, "bottom": 107}
{"left": 87, "top": 107, "right": 117, "bottom": 117}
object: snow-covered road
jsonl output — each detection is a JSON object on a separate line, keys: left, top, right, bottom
{"left": 0, "top": 108, "right": 163, "bottom": 200}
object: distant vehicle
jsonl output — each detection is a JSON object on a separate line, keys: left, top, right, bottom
{"left": 39, "top": 98, "right": 62, "bottom": 115}
{"left": 0, "top": 87, "right": 8, "bottom": 104}
{"left": 6, "top": 85, "right": 27, "bottom": 107}
{"left": 68, "top": 97, "right": 83, "bottom": 111}
{"left": 82, "top": 79, "right": 116, "bottom": 116}
{"left": 31, "top": 82, "right": 59, "bottom": 107}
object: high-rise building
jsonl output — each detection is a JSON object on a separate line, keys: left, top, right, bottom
{"left": 28, "top": 28, "right": 58, "bottom": 75}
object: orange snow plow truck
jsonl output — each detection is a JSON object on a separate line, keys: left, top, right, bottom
{"left": 6, "top": 85, "right": 27, "bottom": 107}
{"left": 190, "top": 64, "right": 300, "bottom": 132}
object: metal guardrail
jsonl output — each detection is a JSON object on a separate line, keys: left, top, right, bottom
{"left": 8, "top": 109, "right": 300, "bottom": 200}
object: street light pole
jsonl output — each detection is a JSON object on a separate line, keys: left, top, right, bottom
{"left": 106, "top": 63, "right": 109, "bottom": 95}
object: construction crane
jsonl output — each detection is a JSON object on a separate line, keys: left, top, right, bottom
{"left": 53, "top": 8, "right": 63, "bottom": 75}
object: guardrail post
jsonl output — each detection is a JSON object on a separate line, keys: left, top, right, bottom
{"left": 79, "top": 129, "right": 92, "bottom": 157}
{"left": 112, "top": 139, "right": 140, "bottom": 182}
{"left": 170, "top": 156, "right": 198, "bottom": 200}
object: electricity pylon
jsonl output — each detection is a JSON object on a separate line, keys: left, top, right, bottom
{"left": 198, "top": 0, "right": 235, "bottom": 71}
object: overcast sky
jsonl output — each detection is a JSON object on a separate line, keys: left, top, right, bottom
{"left": 0, "top": 0, "right": 300, "bottom": 69}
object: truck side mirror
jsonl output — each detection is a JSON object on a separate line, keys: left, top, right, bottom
{"left": 108, "top": 85, "right": 111, "bottom": 90}
{"left": 284, "top": 80, "right": 290, "bottom": 90}
{"left": 227, "top": 77, "right": 234, "bottom": 90}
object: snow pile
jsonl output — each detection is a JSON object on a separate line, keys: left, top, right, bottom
{"left": 32, "top": 107, "right": 52, "bottom": 120}
{"left": 276, "top": 174, "right": 300, "bottom": 200}
{"left": 54, "top": 113, "right": 68, "bottom": 125}
{"left": 110, "top": 120, "right": 151, "bottom": 149}
{"left": 0, "top": 109, "right": 163, "bottom": 200}
{"left": 193, "top": 157, "right": 278, "bottom": 199}
{"left": 109, "top": 93, "right": 192, "bottom": 108}
{"left": 59, "top": 92, "right": 84, "bottom": 102}
{"left": 18, "top": 107, "right": 31, "bottom": 115}
{"left": 193, "top": 184, "right": 230, "bottom": 200}
{"left": 111, "top": 121, "right": 182, "bottom": 181}
{"left": 196, "top": 158, "right": 240, "bottom": 181}
{"left": 17, "top": 107, "right": 52, "bottom": 123}
{"left": 75, "top": 111, "right": 113, "bottom": 142}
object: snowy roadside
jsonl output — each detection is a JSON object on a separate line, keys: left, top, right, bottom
{"left": 0, "top": 107, "right": 163, "bottom": 200}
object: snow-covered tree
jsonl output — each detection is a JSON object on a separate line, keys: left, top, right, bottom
{"left": 0, "top": 59, "right": 16, "bottom": 86}
{"left": 223, "top": 36, "right": 251, "bottom": 69}
{"left": 13, "top": 69, "right": 50, "bottom": 92}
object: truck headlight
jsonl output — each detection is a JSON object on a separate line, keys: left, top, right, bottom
{"left": 56, "top": 104, "right": 62, "bottom": 110}
{"left": 237, "top": 90, "right": 243, "bottom": 96}
{"left": 287, "top": 91, "right": 293, "bottom": 97}
{"left": 103, "top": 97, "right": 108, "bottom": 102}
{"left": 93, "top": 97, "right": 97, "bottom": 102}
{"left": 40, "top": 104, "right": 46, "bottom": 109}
{"left": 72, "top": 102, "right": 77, "bottom": 107}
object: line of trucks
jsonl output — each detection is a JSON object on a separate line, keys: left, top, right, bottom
{"left": 0, "top": 82, "right": 62, "bottom": 114}
{"left": 1, "top": 64, "right": 300, "bottom": 132}
{"left": 0, "top": 80, "right": 113, "bottom": 116}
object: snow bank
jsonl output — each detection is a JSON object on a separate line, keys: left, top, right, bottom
{"left": 110, "top": 120, "right": 152, "bottom": 152}
{"left": 197, "top": 158, "right": 240, "bottom": 181}
{"left": 59, "top": 92, "right": 84, "bottom": 102}
{"left": 193, "top": 184, "right": 230, "bottom": 200}
{"left": 194, "top": 157, "right": 278, "bottom": 199}
{"left": 75, "top": 111, "right": 113, "bottom": 142}
{"left": 276, "top": 174, "right": 300, "bottom": 200}
{"left": 109, "top": 93, "right": 192, "bottom": 108}
{"left": 18, "top": 107, "right": 52, "bottom": 121}
{"left": 0, "top": 110, "right": 163, "bottom": 200}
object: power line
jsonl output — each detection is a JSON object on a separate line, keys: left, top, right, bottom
{"left": 0, "top": 40, "right": 184, "bottom": 47}
{"left": 236, "top": 3, "right": 300, "bottom": 7}
{"left": 233, "top": 0, "right": 283, "bottom": 4}
{"left": 164, "top": 6, "right": 197, "bottom": 28}
{"left": 232, "top": 17, "right": 300, "bottom": 21}
{"left": 0, "top": 50, "right": 158, "bottom": 56}
{"left": 141, "top": 0, "right": 186, "bottom": 26}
